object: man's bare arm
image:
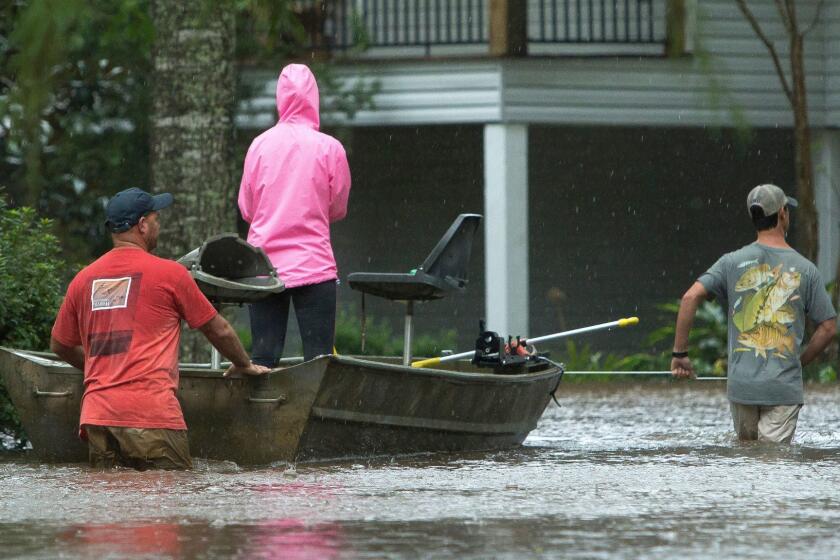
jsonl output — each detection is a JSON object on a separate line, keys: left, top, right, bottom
{"left": 671, "top": 281, "right": 709, "bottom": 379}
{"left": 49, "top": 337, "right": 85, "bottom": 370}
{"left": 198, "top": 314, "right": 269, "bottom": 377}
{"left": 800, "top": 318, "right": 837, "bottom": 367}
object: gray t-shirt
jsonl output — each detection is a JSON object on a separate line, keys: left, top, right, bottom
{"left": 698, "top": 242, "right": 836, "bottom": 405}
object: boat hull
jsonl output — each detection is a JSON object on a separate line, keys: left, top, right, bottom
{"left": 297, "top": 357, "right": 560, "bottom": 460}
{"left": 0, "top": 348, "right": 562, "bottom": 464}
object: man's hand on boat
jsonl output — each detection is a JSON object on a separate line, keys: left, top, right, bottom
{"left": 224, "top": 362, "right": 272, "bottom": 378}
{"left": 199, "top": 315, "right": 271, "bottom": 377}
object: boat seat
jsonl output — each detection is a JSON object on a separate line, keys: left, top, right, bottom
{"left": 348, "top": 213, "right": 482, "bottom": 365}
{"left": 179, "top": 233, "right": 285, "bottom": 369}
{"left": 178, "top": 233, "right": 285, "bottom": 305}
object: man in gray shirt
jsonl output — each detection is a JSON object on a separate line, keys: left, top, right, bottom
{"left": 671, "top": 184, "right": 837, "bottom": 443}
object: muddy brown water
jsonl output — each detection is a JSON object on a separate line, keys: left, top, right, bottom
{"left": 3, "top": 381, "right": 840, "bottom": 559}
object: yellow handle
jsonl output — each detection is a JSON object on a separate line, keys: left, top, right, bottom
{"left": 617, "top": 316, "right": 640, "bottom": 327}
{"left": 332, "top": 346, "right": 339, "bottom": 355}
{"left": 411, "top": 356, "right": 442, "bottom": 369}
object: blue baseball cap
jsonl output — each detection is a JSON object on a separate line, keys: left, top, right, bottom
{"left": 105, "top": 187, "right": 174, "bottom": 233}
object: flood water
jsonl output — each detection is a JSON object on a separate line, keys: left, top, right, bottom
{"left": 3, "top": 381, "right": 840, "bottom": 559}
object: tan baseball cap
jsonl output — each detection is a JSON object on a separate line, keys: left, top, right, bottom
{"left": 746, "top": 184, "right": 798, "bottom": 217}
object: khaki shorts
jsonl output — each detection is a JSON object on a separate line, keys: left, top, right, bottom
{"left": 729, "top": 402, "right": 803, "bottom": 444}
{"left": 85, "top": 425, "right": 193, "bottom": 470}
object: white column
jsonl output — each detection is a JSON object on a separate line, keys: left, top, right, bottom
{"left": 814, "top": 128, "right": 840, "bottom": 283}
{"left": 483, "top": 123, "right": 529, "bottom": 338}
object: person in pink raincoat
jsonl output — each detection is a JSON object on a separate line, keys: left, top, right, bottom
{"left": 238, "top": 64, "right": 351, "bottom": 363}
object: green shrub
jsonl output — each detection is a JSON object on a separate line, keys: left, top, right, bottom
{"left": 0, "top": 201, "right": 67, "bottom": 348}
{"left": 232, "top": 306, "right": 458, "bottom": 360}
{"left": 538, "top": 301, "right": 725, "bottom": 382}
{"left": 643, "top": 300, "right": 728, "bottom": 377}
{"left": 334, "top": 307, "right": 457, "bottom": 358}
{"left": 540, "top": 339, "right": 669, "bottom": 383}
{"left": 0, "top": 195, "right": 69, "bottom": 447}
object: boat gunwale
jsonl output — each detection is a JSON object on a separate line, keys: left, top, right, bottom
{"left": 3, "top": 348, "right": 563, "bottom": 384}
{"left": 304, "top": 354, "right": 562, "bottom": 385}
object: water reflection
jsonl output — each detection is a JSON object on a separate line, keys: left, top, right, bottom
{"left": 2, "top": 383, "right": 840, "bottom": 559}
{"left": 51, "top": 519, "right": 345, "bottom": 559}
{"left": 59, "top": 523, "right": 184, "bottom": 558}
{"left": 246, "top": 520, "right": 344, "bottom": 559}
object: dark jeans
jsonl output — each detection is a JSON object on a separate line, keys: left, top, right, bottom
{"left": 249, "top": 279, "right": 337, "bottom": 365}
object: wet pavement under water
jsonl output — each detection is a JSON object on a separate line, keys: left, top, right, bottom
{"left": 3, "top": 381, "right": 840, "bottom": 559}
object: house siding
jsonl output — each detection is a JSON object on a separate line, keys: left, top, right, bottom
{"left": 239, "top": 1, "right": 831, "bottom": 130}
{"left": 827, "top": 2, "right": 840, "bottom": 127}
{"left": 505, "top": 0, "right": 827, "bottom": 128}
{"left": 237, "top": 63, "right": 503, "bottom": 129}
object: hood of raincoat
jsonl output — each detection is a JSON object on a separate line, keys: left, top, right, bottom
{"left": 276, "top": 64, "right": 320, "bottom": 130}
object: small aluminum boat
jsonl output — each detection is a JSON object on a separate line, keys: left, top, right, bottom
{"left": 0, "top": 348, "right": 562, "bottom": 465}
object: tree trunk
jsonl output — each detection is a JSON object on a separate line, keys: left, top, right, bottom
{"left": 735, "top": 0, "right": 820, "bottom": 263}
{"left": 151, "top": 1, "right": 236, "bottom": 361}
{"left": 789, "top": 32, "right": 818, "bottom": 263}
{"left": 150, "top": 1, "right": 236, "bottom": 259}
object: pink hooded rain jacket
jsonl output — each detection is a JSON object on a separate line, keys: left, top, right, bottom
{"left": 238, "top": 64, "right": 351, "bottom": 288}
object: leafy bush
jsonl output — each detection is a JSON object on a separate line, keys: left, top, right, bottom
{"left": 0, "top": 201, "right": 67, "bottom": 348}
{"left": 232, "top": 306, "right": 457, "bottom": 360}
{"left": 535, "top": 339, "right": 667, "bottom": 383}
{"left": 0, "top": 195, "right": 69, "bottom": 447}
{"left": 335, "top": 307, "right": 457, "bottom": 358}
{"left": 643, "top": 300, "right": 728, "bottom": 377}
{"left": 536, "top": 300, "right": 727, "bottom": 382}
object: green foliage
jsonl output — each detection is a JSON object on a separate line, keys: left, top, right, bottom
{"left": 1, "top": 0, "right": 154, "bottom": 261}
{"left": 2, "top": 0, "right": 376, "bottom": 267}
{"left": 0, "top": 194, "right": 69, "bottom": 447}
{"left": 0, "top": 197, "right": 67, "bottom": 349}
{"left": 236, "top": 326, "right": 253, "bottom": 353}
{"left": 233, "top": 306, "right": 457, "bottom": 359}
{"left": 644, "top": 300, "right": 728, "bottom": 377}
{"left": 334, "top": 307, "right": 457, "bottom": 358}
{"left": 811, "top": 364, "right": 837, "bottom": 384}
{"left": 544, "top": 339, "right": 668, "bottom": 383}
{"left": 540, "top": 299, "right": 726, "bottom": 381}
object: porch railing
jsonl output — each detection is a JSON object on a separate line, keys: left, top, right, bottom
{"left": 530, "top": 0, "right": 658, "bottom": 44}
{"left": 294, "top": 0, "right": 663, "bottom": 56}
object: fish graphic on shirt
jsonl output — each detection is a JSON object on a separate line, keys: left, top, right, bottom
{"left": 735, "top": 263, "right": 781, "bottom": 292}
{"left": 736, "top": 323, "right": 795, "bottom": 360}
{"left": 756, "top": 270, "right": 801, "bottom": 324}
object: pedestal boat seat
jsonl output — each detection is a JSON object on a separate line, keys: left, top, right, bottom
{"left": 347, "top": 213, "right": 482, "bottom": 365}
{"left": 177, "top": 233, "right": 284, "bottom": 305}
{"left": 178, "top": 233, "right": 284, "bottom": 368}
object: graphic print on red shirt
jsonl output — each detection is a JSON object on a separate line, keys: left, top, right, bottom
{"left": 87, "top": 274, "right": 142, "bottom": 357}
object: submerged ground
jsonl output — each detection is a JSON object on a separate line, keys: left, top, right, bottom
{"left": 2, "top": 381, "right": 840, "bottom": 559}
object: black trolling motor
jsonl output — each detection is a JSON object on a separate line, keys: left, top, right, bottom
{"left": 471, "top": 320, "right": 541, "bottom": 371}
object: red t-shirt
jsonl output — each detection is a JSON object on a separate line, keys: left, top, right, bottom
{"left": 51, "top": 247, "right": 217, "bottom": 431}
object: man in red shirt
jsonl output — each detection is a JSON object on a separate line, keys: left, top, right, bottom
{"left": 50, "top": 187, "right": 269, "bottom": 470}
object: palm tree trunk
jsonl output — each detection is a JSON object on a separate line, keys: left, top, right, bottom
{"left": 150, "top": 0, "right": 236, "bottom": 361}
{"left": 150, "top": 0, "right": 236, "bottom": 259}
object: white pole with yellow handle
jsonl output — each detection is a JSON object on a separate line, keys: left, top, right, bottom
{"left": 411, "top": 316, "right": 640, "bottom": 369}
